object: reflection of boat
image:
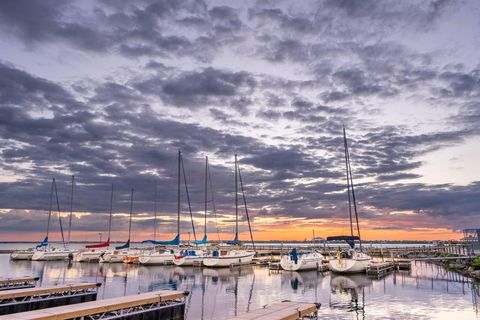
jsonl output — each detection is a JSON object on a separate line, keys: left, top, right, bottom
{"left": 138, "top": 250, "right": 175, "bottom": 265}
{"left": 330, "top": 273, "right": 372, "bottom": 290}
{"left": 327, "top": 128, "right": 371, "bottom": 273}
{"left": 280, "top": 249, "right": 324, "bottom": 271}
{"left": 203, "top": 266, "right": 254, "bottom": 279}
{"left": 203, "top": 250, "right": 255, "bottom": 267}
{"left": 10, "top": 249, "right": 35, "bottom": 260}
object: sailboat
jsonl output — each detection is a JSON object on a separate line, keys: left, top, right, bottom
{"left": 174, "top": 155, "right": 209, "bottom": 266}
{"left": 100, "top": 188, "right": 134, "bottom": 263}
{"left": 203, "top": 155, "right": 255, "bottom": 267}
{"left": 32, "top": 177, "right": 71, "bottom": 261}
{"left": 327, "top": 128, "right": 371, "bottom": 273}
{"left": 280, "top": 248, "right": 325, "bottom": 271}
{"left": 139, "top": 151, "right": 183, "bottom": 265}
{"left": 74, "top": 183, "right": 114, "bottom": 262}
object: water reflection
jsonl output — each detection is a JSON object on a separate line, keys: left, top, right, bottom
{"left": 2, "top": 255, "right": 479, "bottom": 319}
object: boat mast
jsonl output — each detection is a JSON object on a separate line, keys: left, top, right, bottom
{"left": 153, "top": 181, "right": 157, "bottom": 242}
{"left": 177, "top": 150, "right": 181, "bottom": 244}
{"left": 53, "top": 178, "right": 66, "bottom": 248}
{"left": 67, "top": 175, "right": 74, "bottom": 246}
{"left": 45, "top": 178, "right": 55, "bottom": 243}
{"left": 204, "top": 156, "right": 208, "bottom": 240}
{"left": 343, "top": 128, "right": 354, "bottom": 237}
{"left": 127, "top": 188, "right": 134, "bottom": 243}
{"left": 345, "top": 132, "right": 362, "bottom": 251}
{"left": 107, "top": 184, "right": 114, "bottom": 241}
{"left": 235, "top": 154, "right": 238, "bottom": 241}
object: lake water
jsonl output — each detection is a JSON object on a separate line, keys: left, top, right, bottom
{"left": 1, "top": 253, "right": 478, "bottom": 319}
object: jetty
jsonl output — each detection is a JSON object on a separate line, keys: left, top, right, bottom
{"left": 0, "top": 290, "right": 188, "bottom": 320}
{"left": 0, "top": 277, "right": 39, "bottom": 291}
{"left": 0, "top": 283, "right": 100, "bottom": 315}
{"left": 229, "top": 301, "right": 320, "bottom": 320}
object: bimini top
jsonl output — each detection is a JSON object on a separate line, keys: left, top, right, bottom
{"left": 326, "top": 235, "right": 360, "bottom": 249}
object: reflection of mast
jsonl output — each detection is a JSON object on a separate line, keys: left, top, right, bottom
{"left": 246, "top": 272, "right": 255, "bottom": 312}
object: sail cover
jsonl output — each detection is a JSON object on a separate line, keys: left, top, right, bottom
{"left": 36, "top": 236, "right": 48, "bottom": 249}
{"left": 226, "top": 233, "right": 239, "bottom": 245}
{"left": 86, "top": 238, "right": 110, "bottom": 248}
{"left": 115, "top": 239, "right": 130, "bottom": 250}
{"left": 326, "top": 235, "right": 360, "bottom": 249}
{"left": 142, "top": 234, "right": 180, "bottom": 246}
{"left": 193, "top": 234, "right": 207, "bottom": 245}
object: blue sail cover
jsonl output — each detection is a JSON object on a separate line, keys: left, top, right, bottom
{"left": 193, "top": 234, "right": 207, "bottom": 245}
{"left": 115, "top": 239, "right": 130, "bottom": 250}
{"left": 142, "top": 234, "right": 180, "bottom": 246}
{"left": 226, "top": 233, "right": 239, "bottom": 245}
{"left": 326, "top": 235, "right": 360, "bottom": 249}
{"left": 36, "top": 236, "right": 48, "bottom": 249}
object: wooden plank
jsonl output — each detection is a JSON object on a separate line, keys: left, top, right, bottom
{"left": 0, "top": 277, "right": 38, "bottom": 285}
{"left": 229, "top": 302, "right": 319, "bottom": 320}
{"left": 0, "top": 290, "right": 187, "bottom": 320}
{"left": 0, "top": 283, "right": 100, "bottom": 300}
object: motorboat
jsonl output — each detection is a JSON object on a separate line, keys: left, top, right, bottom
{"left": 99, "top": 250, "right": 127, "bottom": 263}
{"left": 31, "top": 247, "right": 71, "bottom": 261}
{"left": 203, "top": 249, "right": 255, "bottom": 267}
{"left": 73, "top": 249, "right": 105, "bottom": 262}
{"left": 280, "top": 249, "right": 324, "bottom": 271}
{"left": 138, "top": 250, "right": 175, "bottom": 265}
{"left": 10, "top": 249, "right": 35, "bottom": 260}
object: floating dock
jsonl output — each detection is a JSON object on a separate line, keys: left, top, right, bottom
{"left": 0, "top": 283, "right": 100, "bottom": 315}
{"left": 0, "top": 277, "right": 39, "bottom": 291}
{"left": 229, "top": 301, "right": 320, "bottom": 320}
{"left": 0, "top": 290, "right": 188, "bottom": 320}
{"left": 366, "top": 262, "right": 395, "bottom": 278}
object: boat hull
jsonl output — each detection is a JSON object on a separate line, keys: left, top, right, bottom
{"left": 329, "top": 257, "right": 371, "bottom": 273}
{"left": 173, "top": 256, "right": 204, "bottom": 266}
{"left": 99, "top": 251, "right": 127, "bottom": 263}
{"left": 10, "top": 251, "right": 34, "bottom": 260}
{"left": 203, "top": 251, "right": 255, "bottom": 267}
{"left": 31, "top": 250, "right": 70, "bottom": 261}
{"left": 280, "top": 253, "right": 324, "bottom": 271}
{"left": 138, "top": 253, "right": 174, "bottom": 265}
{"left": 73, "top": 250, "right": 104, "bottom": 262}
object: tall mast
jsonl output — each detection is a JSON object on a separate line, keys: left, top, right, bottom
{"left": 235, "top": 154, "right": 238, "bottom": 240}
{"left": 53, "top": 178, "right": 66, "bottom": 247}
{"left": 127, "top": 188, "right": 134, "bottom": 241}
{"left": 153, "top": 181, "right": 157, "bottom": 242}
{"left": 46, "top": 178, "right": 55, "bottom": 241}
{"left": 68, "top": 175, "right": 74, "bottom": 246}
{"left": 177, "top": 150, "right": 181, "bottom": 241}
{"left": 107, "top": 184, "right": 114, "bottom": 240}
{"left": 345, "top": 132, "right": 362, "bottom": 251}
{"left": 343, "top": 127, "right": 354, "bottom": 237}
{"left": 204, "top": 156, "right": 208, "bottom": 238}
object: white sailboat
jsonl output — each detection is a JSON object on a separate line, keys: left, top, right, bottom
{"left": 138, "top": 249, "right": 175, "bottom": 265}
{"left": 32, "top": 177, "right": 71, "bottom": 261}
{"left": 10, "top": 249, "right": 35, "bottom": 260}
{"left": 328, "top": 128, "right": 371, "bottom": 273}
{"left": 280, "top": 249, "right": 324, "bottom": 271}
{"left": 173, "top": 249, "right": 206, "bottom": 266}
{"left": 203, "top": 155, "right": 256, "bottom": 267}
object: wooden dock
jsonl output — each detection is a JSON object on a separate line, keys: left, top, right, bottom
{"left": 366, "top": 262, "right": 395, "bottom": 278}
{"left": 229, "top": 301, "right": 320, "bottom": 320}
{"left": 0, "top": 277, "right": 39, "bottom": 291}
{"left": 0, "top": 290, "right": 188, "bottom": 320}
{"left": 0, "top": 283, "right": 100, "bottom": 315}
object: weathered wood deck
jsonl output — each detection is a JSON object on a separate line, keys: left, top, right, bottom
{"left": 229, "top": 301, "right": 320, "bottom": 320}
{"left": 0, "top": 277, "right": 39, "bottom": 291}
{"left": 0, "top": 290, "right": 188, "bottom": 320}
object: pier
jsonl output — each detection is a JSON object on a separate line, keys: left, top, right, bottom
{"left": 0, "top": 290, "right": 188, "bottom": 320}
{"left": 0, "top": 283, "right": 100, "bottom": 315}
{"left": 0, "top": 277, "right": 39, "bottom": 291}
{"left": 229, "top": 301, "right": 320, "bottom": 320}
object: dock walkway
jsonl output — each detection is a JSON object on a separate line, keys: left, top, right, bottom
{"left": 0, "top": 290, "right": 188, "bottom": 320}
{"left": 229, "top": 301, "right": 320, "bottom": 320}
{"left": 0, "top": 283, "right": 100, "bottom": 315}
{"left": 0, "top": 277, "right": 39, "bottom": 291}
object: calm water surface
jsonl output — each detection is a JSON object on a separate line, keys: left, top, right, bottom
{"left": 1, "top": 254, "right": 479, "bottom": 319}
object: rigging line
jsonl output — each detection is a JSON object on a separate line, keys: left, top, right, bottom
{"left": 345, "top": 137, "right": 362, "bottom": 251}
{"left": 207, "top": 159, "right": 221, "bottom": 241}
{"left": 343, "top": 127, "right": 354, "bottom": 237}
{"left": 181, "top": 153, "right": 197, "bottom": 242}
{"left": 46, "top": 178, "right": 55, "bottom": 238}
{"left": 238, "top": 163, "right": 255, "bottom": 251}
{"left": 53, "top": 178, "right": 66, "bottom": 247}
{"left": 107, "top": 184, "right": 114, "bottom": 240}
{"left": 128, "top": 188, "right": 134, "bottom": 241}
{"left": 67, "top": 175, "right": 74, "bottom": 246}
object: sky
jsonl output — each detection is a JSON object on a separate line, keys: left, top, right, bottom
{"left": 0, "top": 0, "right": 479, "bottom": 242}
